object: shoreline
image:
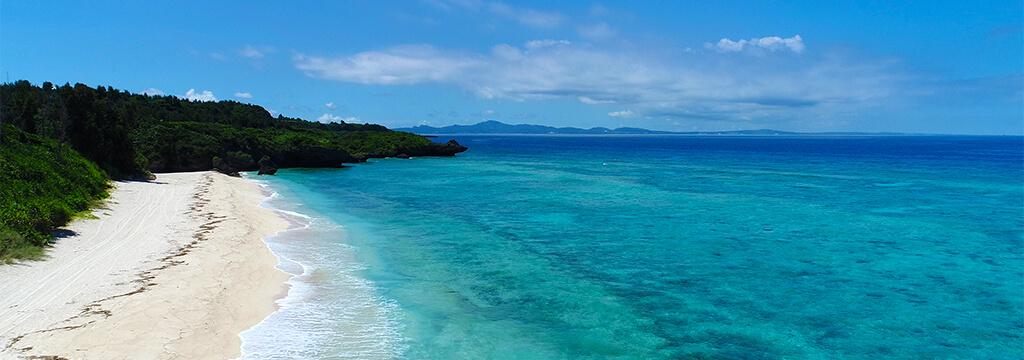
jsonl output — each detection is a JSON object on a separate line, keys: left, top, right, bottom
{"left": 0, "top": 171, "right": 290, "bottom": 359}
{"left": 236, "top": 175, "right": 313, "bottom": 358}
{"left": 233, "top": 173, "right": 408, "bottom": 359}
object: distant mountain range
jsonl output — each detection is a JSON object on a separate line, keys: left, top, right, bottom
{"left": 395, "top": 120, "right": 683, "bottom": 135}
{"left": 394, "top": 120, "right": 913, "bottom": 136}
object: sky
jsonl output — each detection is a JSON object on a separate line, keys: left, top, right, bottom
{"left": 2, "top": 1, "right": 1022, "bottom": 134}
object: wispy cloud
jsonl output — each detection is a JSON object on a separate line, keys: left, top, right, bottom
{"left": 473, "top": 109, "right": 498, "bottom": 117}
{"left": 580, "top": 96, "right": 615, "bottom": 105}
{"left": 240, "top": 45, "right": 275, "bottom": 58}
{"left": 184, "top": 89, "right": 217, "bottom": 102}
{"left": 295, "top": 45, "right": 484, "bottom": 85}
{"left": 524, "top": 39, "right": 571, "bottom": 51}
{"left": 234, "top": 92, "right": 253, "bottom": 99}
{"left": 293, "top": 36, "right": 923, "bottom": 124}
{"left": 705, "top": 35, "right": 806, "bottom": 54}
{"left": 608, "top": 110, "right": 638, "bottom": 118}
{"left": 142, "top": 88, "right": 165, "bottom": 96}
{"left": 326, "top": 102, "right": 337, "bottom": 109}
{"left": 589, "top": 4, "right": 611, "bottom": 17}
{"left": 577, "top": 23, "right": 616, "bottom": 41}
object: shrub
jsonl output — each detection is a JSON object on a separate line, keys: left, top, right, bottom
{"left": 0, "top": 124, "right": 109, "bottom": 262}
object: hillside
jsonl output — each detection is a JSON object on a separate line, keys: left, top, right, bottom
{"left": 0, "top": 124, "right": 110, "bottom": 262}
{"left": 1, "top": 80, "right": 467, "bottom": 178}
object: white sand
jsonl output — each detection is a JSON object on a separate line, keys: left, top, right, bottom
{"left": 0, "top": 171, "right": 289, "bottom": 359}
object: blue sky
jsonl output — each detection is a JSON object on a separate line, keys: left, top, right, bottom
{"left": 3, "top": 1, "right": 1021, "bottom": 134}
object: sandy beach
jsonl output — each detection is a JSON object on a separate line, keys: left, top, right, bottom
{"left": 0, "top": 171, "right": 288, "bottom": 359}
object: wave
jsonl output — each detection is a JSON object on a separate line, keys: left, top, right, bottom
{"left": 237, "top": 177, "right": 406, "bottom": 359}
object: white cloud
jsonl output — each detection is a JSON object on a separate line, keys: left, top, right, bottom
{"left": 267, "top": 109, "right": 279, "bottom": 116}
{"left": 210, "top": 53, "right": 228, "bottom": 61}
{"left": 240, "top": 45, "right": 275, "bottom": 58}
{"left": 317, "top": 113, "right": 359, "bottom": 124}
{"left": 524, "top": 39, "right": 571, "bottom": 51}
{"left": 294, "top": 45, "right": 484, "bottom": 85}
{"left": 608, "top": 110, "right": 638, "bottom": 118}
{"left": 234, "top": 92, "right": 253, "bottom": 99}
{"left": 295, "top": 36, "right": 907, "bottom": 123}
{"left": 326, "top": 102, "right": 337, "bottom": 109}
{"left": 705, "top": 35, "right": 806, "bottom": 54}
{"left": 184, "top": 89, "right": 217, "bottom": 102}
{"left": 318, "top": 113, "right": 341, "bottom": 123}
{"left": 142, "top": 88, "right": 165, "bottom": 96}
{"left": 580, "top": 96, "right": 615, "bottom": 104}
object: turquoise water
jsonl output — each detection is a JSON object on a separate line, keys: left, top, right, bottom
{"left": 241, "top": 136, "right": 1023, "bottom": 359}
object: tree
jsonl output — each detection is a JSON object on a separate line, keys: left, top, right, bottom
{"left": 39, "top": 86, "right": 70, "bottom": 161}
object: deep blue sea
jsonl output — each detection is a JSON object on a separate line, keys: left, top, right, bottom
{"left": 240, "top": 135, "right": 1023, "bottom": 359}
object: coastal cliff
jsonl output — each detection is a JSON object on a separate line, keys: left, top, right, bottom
{"left": 195, "top": 140, "right": 467, "bottom": 175}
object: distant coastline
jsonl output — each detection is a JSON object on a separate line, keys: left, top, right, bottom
{"left": 396, "top": 120, "right": 950, "bottom": 136}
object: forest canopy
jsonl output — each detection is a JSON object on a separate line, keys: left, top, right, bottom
{"left": 0, "top": 80, "right": 468, "bottom": 178}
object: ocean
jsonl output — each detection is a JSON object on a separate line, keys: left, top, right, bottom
{"left": 240, "top": 135, "right": 1023, "bottom": 359}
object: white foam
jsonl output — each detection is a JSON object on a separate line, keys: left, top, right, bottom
{"left": 256, "top": 190, "right": 314, "bottom": 230}
{"left": 238, "top": 177, "right": 406, "bottom": 359}
{"left": 275, "top": 209, "right": 312, "bottom": 220}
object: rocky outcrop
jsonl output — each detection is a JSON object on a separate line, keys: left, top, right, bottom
{"left": 211, "top": 157, "right": 241, "bottom": 177}
{"left": 257, "top": 156, "right": 278, "bottom": 175}
{"left": 434, "top": 140, "right": 469, "bottom": 156}
{"left": 386, "top": 140, "right": 468, "bottom": 159}
{"left": 224, "top": 152, "right": 255, "bottom": 172}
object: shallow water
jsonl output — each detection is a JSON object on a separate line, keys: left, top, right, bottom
{"left": 242, "top": 135, "right": 1023, "bottom": 359}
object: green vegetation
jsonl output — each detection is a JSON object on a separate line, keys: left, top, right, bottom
{"left": 1, "top": 80, "right": 434, "bottom": 177}
{"left": 0, "top": 124, "right": 109, "bottom": 262}
{"left": 0, "top": 80, "right": 466, "bottom": 261}
{"left": 339, "top": 130, "right": 434, "bottom": 157}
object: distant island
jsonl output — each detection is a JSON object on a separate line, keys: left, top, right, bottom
{"left": 396, "top": 120, "right": 919, "bottom": 136}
